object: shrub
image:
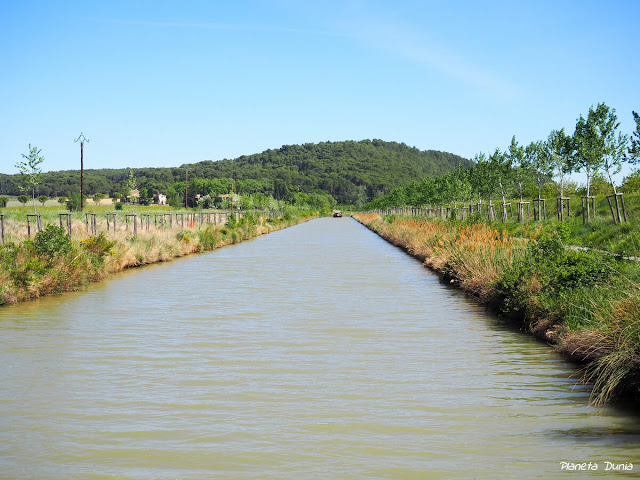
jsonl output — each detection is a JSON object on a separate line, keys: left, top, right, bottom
{"left": 198, "top": 226, "right": 220, "bottom": 251}
{"left": 114, "top": 202, "right": 124, "bottom": 211}
{"left": 32, "top": 225, "right": 72, "bottom": 260}
{"left": 0, "top": 196, "right": 8, "bottom": 208}
{"left": 80, "top": 232, "right": 115, "bottom": 259}
{"left": 226, "top": 213, "right": 237, "bottom": 228}
{"left": 0, "top": 242, "right": 45, "bottom": 289}
{"left": 491, "top": 230, "right": 616, "bottom": 319}
{"left": 242, "top": 211, "right": 257, "bottom": 226}
{"left": 176, "top": 231, "right": 191, "bottom": 243}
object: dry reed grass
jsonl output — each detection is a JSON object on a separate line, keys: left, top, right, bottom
{"left": 354, "top": 212, "right": 640, "bottom": 405}
{"left": 558, "top": 292, "right": 640, "bottom": 405}
{"left": 1, "top": 212, "right": 313, "bottom": 305}
{"left": 354, "top": 213, "right": 529, "bottom": 299}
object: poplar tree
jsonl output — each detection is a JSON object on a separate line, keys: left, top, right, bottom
{"left": 629, "top": 111, "right": 640, "bottom": 163}
{"left": 490, "top": 148, "right": 511, "bottom": 220}
{"left": 15, "top": 144, "right": 44, "bottom": 214}
{"left": 508, "top": 136, "right": 527, "bottom": 203}
{"left": 525, "top": 140, "right": 553, "bottom": 201}
{"left": 470, "top": 153, "right": 490, "bottom": 205}
{"left": 548, "top": 129, "right": 572, "bottom": 200}
{"left": 573, "top": 105, "right": 605, "bottom": 198}
{"left": 593, "top": 104, "right": 628, "bottom": 196}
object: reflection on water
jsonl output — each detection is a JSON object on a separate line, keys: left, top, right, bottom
{"left": 1, "top": 218, "right": 639, "bottom": 479}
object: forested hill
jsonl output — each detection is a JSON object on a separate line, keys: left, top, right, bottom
{"left": 181, "top": 140, "right": 469, "bottom": 204}
{"left": 0, "top": 139, "right": 469, "bottom": 205}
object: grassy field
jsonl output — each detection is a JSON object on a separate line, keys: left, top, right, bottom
{"left": 354, "top": 212, "right": 640, "bottom": 406}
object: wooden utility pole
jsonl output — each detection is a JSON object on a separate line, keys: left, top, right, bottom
{"left": 75, "top": 133, "right": 89, "bottom": 211}
{"left": 185, "top": 168, "right": 189, "bottom": 208}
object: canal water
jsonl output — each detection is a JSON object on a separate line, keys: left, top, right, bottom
{"left": 1, "top": 217, "right": 639, "bottom": 479}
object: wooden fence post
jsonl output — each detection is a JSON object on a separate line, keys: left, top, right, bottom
{"left": 487, "top": 203, "right": 495, "bottom": 221}
{"left": 606, "top": 195, "right": 617, "bottom": 223}
{"left": 106, "top": 213, "right": 117, "bottom": 234}
{"left": 606, "top": 193, "right": 626, "bottom": 223}
{"left": 26, "top": 214, "right": 42, "bottom": 238}
{"left": 581, "top": 196, "right": 595, "bottom": 224}
{"left": 618, "top": 193, "right": 627, "bottom": 222}
{"left": 125, "top": 214, "right": 138, "bottom": 235}
{"left": 59, "top": 213, "right": 72, "bottom": 236}
{"left": 85, "top": 213, "right": 97, "bottom": 235}
{"left": 533, "top": 199, "right": 546, "bottom": 221}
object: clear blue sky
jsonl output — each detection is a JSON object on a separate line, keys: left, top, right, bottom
{"left": 1, "top": 0, "right": 638, "bottom": 181}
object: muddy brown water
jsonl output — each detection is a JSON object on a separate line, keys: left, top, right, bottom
{"left": 1, "top": 217, "right": 639, "bottom": 479}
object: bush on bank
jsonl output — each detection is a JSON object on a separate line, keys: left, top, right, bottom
{"left": 0, "top": 225, "right": 109, "bottom": 303}
{"left": 354, "top": 213, "right": 640, "bottom": 405}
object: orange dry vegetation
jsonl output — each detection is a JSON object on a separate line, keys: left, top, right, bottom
{"left": 354, "top": 213, "right": 530, "bottom": 299}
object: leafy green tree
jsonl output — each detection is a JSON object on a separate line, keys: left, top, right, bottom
{"left": 93, "top": 193, "right": 106, "bottom": 204}
{"left": 589, "top": 172, "right": 614, "bottom": 196}
{"left": 572, "top": 104, "right": 609, "bottom": 198}
{"left": 197, "top": 194, "right": 214, "bottom": 209}
{"left": 165, "top": 186, "right": 181, "bottom": 208}
{"left": 469, "top": 153, "right": 490, "bottom": 204}
{"left": 266, "top": 196, "right": 280, "bottom": 212}
{"left": 137, "top": 188, "right": 150, "bottom": 206}
{"left": 38, "top": 195, "right": 48, "bottom": 206}
{"left": 15, "top": 144, "right": 44, "bottom": 213}
{"left": 125, "top": 168, "right": 137, "bottom": 211}
{"left": 18, "top": 194, "right": 29, "bottom": 206}
{"left": 240, "top": 194, "right": 255, "bottom": 210}
{"left": 548, "top": 129, "right": 572, "bottom": 199}
{"left": 622, "top": 169, "right": 640, "bottom": 193}
{"left": 508, "top": 136, "right": 527, "bottom": 203}
{"left": 592, "top": 104, "right": 628, "bottom": 195}
{"left": 66, "top": 192, "right": 82, "bottom": 211}
{"left": 57, "top": 196, "right": 67, "bottom": 205}
{"left": 490, "top": 148, "right": 511, "bottom": 219}
{"left": 0, "top": 196, "right": 8, "bottom": 208}
{"left": 415, "top": 177, "right": 435, "bottom": 206}
{"left": 526, "top": 140, "right": 553, "bottom": 200}
{"left": 457, "top": 168, "right": 473, "bottom": 207}
{"left": 630, "top": 111, "right": 640, "bottom": 162}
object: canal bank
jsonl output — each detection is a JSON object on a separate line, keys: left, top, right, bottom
{"left": 353, "top": 212, "right": 640, "bottom": 406}
{"left": 0, "top": 211, "right": 315, "bottom": 306}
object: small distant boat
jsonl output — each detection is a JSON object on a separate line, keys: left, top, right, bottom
{"left": 332, "top": 210, "right": 342, "bottom": 217}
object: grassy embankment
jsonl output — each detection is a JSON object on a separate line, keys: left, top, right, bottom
{"left": 496, "top": 192, "right": 640, "bottom": 258}
{"left": 353, "top": 210, "right": 640, "bottom": 406}
{"left": 0, "top": 205, "right": 315, "bottom": 306}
